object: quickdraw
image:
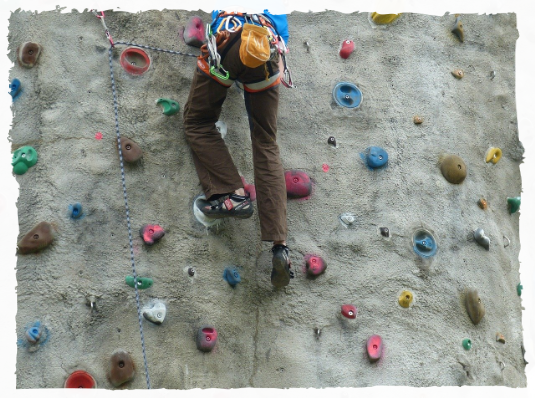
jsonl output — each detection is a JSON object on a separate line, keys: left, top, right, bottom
{"left": 203, "top": 24, "right": 230, "bottom": 80}
{"left": 91, "top": 10, "right": 114, "bottom": 47}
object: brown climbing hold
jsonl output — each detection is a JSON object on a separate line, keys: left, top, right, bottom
{"left": 17, "top": 222, "right": 54, "bottom": 254}
{"left": 477, "top": 198, "right": 488, "bottom": 210}
{"left": 17, "top": 42, "right": 43, "bottom": 68}
{"left": 440, "top": 155, "right": 467, "bottom": 184}
{"left": 452, "top": 69, "right": 464, "bottom": 79}
{"left": 108, "top": 350, "right": 135, "bottom": 387}
{"left": 496, "top": 333, "right": 505, "bottom": 344}
{"left": 413, "top": 116, "right": 423, "bottom": 124}
{"left": 119, "top": 138, "right": 143, "bottom": 163}
{"left": 465, "top": 289, "right": 485, "bottom": 325}
{"left": 452, "top": 16, "right": 464, "bottom": 42}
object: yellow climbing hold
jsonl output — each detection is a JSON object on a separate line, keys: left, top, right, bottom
{"left": 485, "top": 147, "right": 502, "bottom": 164}
{"left": 372, "top": 0, "right": 405, "bottom": 24}
{"left": 398, "top": 290, "right": 413, "bottom": 308}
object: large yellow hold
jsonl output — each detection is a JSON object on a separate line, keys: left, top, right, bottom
{"left": 372, "top": 0, "right": 405, "bottom": 24}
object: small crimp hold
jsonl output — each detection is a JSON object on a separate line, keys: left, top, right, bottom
{"left": 473, "top": 228, "right": 490, "bottom": 251}
{"left": 223, "top": 267, "right": 241, "bottom": 287}
{"left": 9, "top": 78, "right": 21, "bottom": 99}
{"left": 328, "top": 136, "right": 336, "bottom": 146}
{"left": 477, "top": 198, "right": 488, "bottom": 210}
{"left": 339, "top": 39, "right": 354, "bottom": 59}
{"left": 517, "top": 283, "right": 523, "bottom": 296}
{"left": 125, "top": 276, "right": 153, "bottom": 289}
{"left": 379, "top": 227, "right": 390, "bottom": 237}
{"left": 69, "top": 203, "right": 83, "bottom": 219}
{"left": 507, "top": 196, "right": 521, "bottom": 214}
{"left": 485, "top": 147, "right": 502, "bottom": 164}
{"left": 496, "top": 333, "right": 506, "bottom": 344}
{"left": 452, "top": 69, "right": 464, "bottom": 79}
{"left": 398, "top": 291, "right": 413, "bottom": 308}
{"left": 156, "top": 98, "right": 180, "bottom": 115}
{"left": 341, "top": 304, "right": 357, "bottom": 319}
{"left": 370, "top": 13, "right": 401, "bottom": 24}
{"left": 452, "top": 15, "right": 464, "bottom": 42}
{"left": 462, "top": 338, "right": 472, "bottom": 350}
{"left": 413, "top": 115, "right": 423, "bottom": 124}
{"left": 366, "top": 335, "right": 383, "bottom": 362}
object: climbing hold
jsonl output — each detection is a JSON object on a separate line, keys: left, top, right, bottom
{"left": 285, "top": 170, "right": 312, "bottom": 199}
{"left": 0, "top": 0, "right": 20, "bottom": 11}
{"left": 125, "top": 276, "right": 153, "bottom": 289}
{"left": 339, "top": 213, "right": 356, "bottom": 227}
{"left": 108, "top": 350, "right": 135, "bottom": 387}
{"left": 17, "top": 221, "right": 54, "bottom": 254}
{"left": 0, "top": 192, "right": 7, "bottom": 216}
{"left": 156, "top": 98, "right": 180, "bottom": 116}
{"left": 183, "top": 16, "right": 205, "bottom": 48}
{"left": 398, "top": 290, "right": 413, "bottom": 308}
{"left": 223, "top": 267, "right": 241, "bottom": 287}
{"left": 371, "top": 0, "right": 405, "bottom": 24}
{"left": 196, "top": 326, "right": 218, "bottom": 352}
{"left": 507, "top": 196, "right": 521, "bottom": 214}
{"left": 9, "top": 78, "right": 21, "bottom": 99}
{"left": 473, "top": 228, "right": 490, "bottom": 251}
{"left": 64, "top": 370, "right": 97, "bottom": 388}
{"left": 477, "top": 198, "right": 488, "bottom": 210}
{"left": 140, "top": 224, "right": 165, "bottom": 245}
{"left": 465, "top": 289, "right": 485, "bottom": 325}
{"left": 17, "top": 42, "right": 43, "bottom": 68}
{"left": 18, "top": 321, "right": 49, "bottom": 352}
{"left": 341, "top": 304, "right": 357, "bottom": 319}
{"left": 452, "top": 15, "right": 464, "bottom": 42}
{"left": 215, "top": 120, "right": 227, "bottom": 139}
{"left": 452, "top": 69, "right": 464, "bottom": 79}
{"left": 366, "top": 335, "right": 383, "bottom": 362}
{"left": 69, "top": 203, "right": 83, "bottom": 219}
{"left": 487, "top": 0, "right": 505, "bottom": 13}
{"left": 462, "top": 338, "right": 472, "bottom": 351}
{"left": 413, "top": 116, "right": 423, "bottom": 124}
{"left": 496, "top": 333, "right": 506, "bottom": 344}
{"left": 120, "top": 47, "right": 151, "bottom": 75}
{"left": 305, "top": 254, "right": 327, "bottom": 277}
{"left": 339, "top": 40, "right": 354, "bottom": 59}
{"left": 193, "top": 194, "right": 222, "bottom": 227}
{"left": 25, "top": 323, "right": 42, "bottom": 344}
{"left": 212, "top": 390, "right": 231, "bottom": 398}
{"left": 119, "top": 137, "right": 143, "bottom": 163}
{"left": 516, "top": 279, "right": 528, "bottom": 296}
{"left": 327, "top": 136, "right": 336, "bottom": 147}
{"left": 379, "top": 227, "right": 390, "bottom": 237}
{"left": 440, "top": 154, "right": 467, "bottom": 184}
{"left": 412, "top": 229, "right": 437, "bottom": 258}
{"left": 322, "top": 163, "right": 330, "bottom": 172}
{"left": 12, "top": 145, "right": 38, "bottom": 175}
{"left": 521, "top": 339, "right": 535, "bottom": 364}
{"left": 240, "top": 176, "right": 256, "bottom": 201}
{"left": 188, "top": 267, "right": 195, "bottom": 277}
{"left": 360, "top": 146, "right": 388, "bottom": 169}
{"left": 333, "top": 82, "right": 363, "bottom": 108}
{"left": 516, "top": 117, "right": 535, "bottom": 149}
{"left": 95, "top": 132, "right": 103, "bottom": 140}
{"left": 142, "top": 300, "right": 166, "bottom": 325}
{"left": 485, "top": 147, "right": 502, "bottom": 164}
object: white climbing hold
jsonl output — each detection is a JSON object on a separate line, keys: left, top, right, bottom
{"left": 142, "top": 301, "right": 167, "bottom": 325}
{"left": 473, "top": 228, "right": 490, "bottom": 251}
{"left": 215, "top": 120, "right": 227, "bottom": 139}
{"left": 339, "top": 213, "right": 356, "bottom": 227}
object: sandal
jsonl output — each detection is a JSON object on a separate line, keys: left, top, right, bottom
{"left": 197, "top": 193, "right": 254, "bottom": 219}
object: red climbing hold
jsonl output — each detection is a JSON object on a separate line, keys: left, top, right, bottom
{"left": 140, "top": 224, "right": 165, "bottom": 245}
{"left": 184, "top": 16, "right": 205, "bottom": 48}
{"left": 322, "top": 163, "right": 330, "bottom": 172}
{"left": 304, "top": 254, "right": 327, "bottom": 277}
{"left": 339, "top": 40, "right": 354, "bottom": 59}
{"left": 285, "top": 170, "right": 312, "bottom": 199}
{"left": 212, "top": 390, "right": 231, "bottom": 398}
{"left": 241, "top": 176, "right": 256, "bottom": 201}
{"left": 341, "top": 304, "right": 357, "bottom": 319}
{"left": 64, "top": 370, "right": 97, "bottom": 388}
{"left": 366, "top": 335, "right": 383, "bottom": 362}
{"left": 196, "top": 326, "right": 218, "bottom": 352}
{"left": 95, "top": 132, "right": 103, "bottom": 140}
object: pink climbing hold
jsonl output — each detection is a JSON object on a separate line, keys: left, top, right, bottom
{"left": 212, "top": 390, "right": 231, "bottom": 398}
{"left": 95, "top": 132, "right": 103, "bottom": 140}
{"left": 285, "top": 170, "right": 312, "bottom": 199}
{"left": 322, "top": 163, "right": 330, "bottom": 172}
{"left": 183, "top": 16, "right": 205, "bottom": 48}
{"left": 341, "top": 304, "right": 357, "bottom": 319}
{"left": 240, "top": 176, "right": 256, "bottom": 201}
{"left": 366, "top": 335, "right": 383, "bottom": 362}
{"left": 339, "top": 40, "right": 354, "bottom": 59}
{"left": 304, "top": 254, "right": 327, "bottom": 277}
{"left": 140, "top": 224, "right": 165, "bottom": 245}
{"left": 196, "top": 326, "right": 218, "bottom": 352}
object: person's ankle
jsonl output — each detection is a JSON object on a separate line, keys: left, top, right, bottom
{"left": 234, "top": 188, "right": 246, "bottom": 197}
{"left": 273, "top": 241, "right": 287, "bottom": 247}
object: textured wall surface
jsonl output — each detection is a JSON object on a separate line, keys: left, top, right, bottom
{"left": 9, "top": 9, "right": 525, "bottom": 388}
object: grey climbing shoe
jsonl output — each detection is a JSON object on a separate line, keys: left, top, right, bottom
{"left": 271, "top": 244, "right": 294, "bottom": 288}
{"left": 197, "top": 193, "right": 253, "bottom": 219}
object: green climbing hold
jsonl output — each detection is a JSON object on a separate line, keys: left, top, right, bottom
{"left": 516, "top": 279, "right": 528, "bottom": 296}
{"left": 507, "top": 197, "right": 521, "bottom": 214}
{"left": 156, "top": 98, "right": 180, "bottom": 115}
{"left": 0, "top": 0, "right": 20, "bottom": 11}
{"left": 12, "top": 146, "right": 38, "bottom": 175}
{"left": 462, "top": 338, "right": 472, "bottom": 350}
{"left": 125, "top": 275, "right": 153, "bottom": 289}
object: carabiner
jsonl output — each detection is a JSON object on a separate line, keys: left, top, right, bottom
{"left": 210, "top": 65, "right": 230, "bottom": 80}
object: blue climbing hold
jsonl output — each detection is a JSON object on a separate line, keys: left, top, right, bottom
{"left": 413, "top": 229, "right": 437, "bottom": 258}
{"left": 9, "top": 78, "right": 21, "bottom": 100}
{"left": 69, "top": 203, "right": 84, "bottom": 219}
{"left": 223, "top": 267, "right": 241, "bottom": 287}
{"left": 332, "top": 82, "right": 362, "bottom": 108}
{"left": 360, "top": 146, "right": 389, "bottom": 169}
{"left": 18, "top": 320, "right": 50, "bottom": 351}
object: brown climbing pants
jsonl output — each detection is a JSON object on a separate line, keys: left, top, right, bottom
{"left": 183, "top": 30, "right": 287, "bottom": 242}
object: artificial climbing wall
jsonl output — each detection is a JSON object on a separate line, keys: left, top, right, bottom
{"left": 9, "top": 9, "right": 526, "bottom": 388}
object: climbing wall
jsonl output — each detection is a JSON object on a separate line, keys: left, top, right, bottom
{"left": 9, "top": 9, "right": 526, "bottom": 388}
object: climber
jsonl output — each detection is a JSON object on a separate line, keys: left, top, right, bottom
{"left": 183, "top": 10, "right": 294, "bottom": 287}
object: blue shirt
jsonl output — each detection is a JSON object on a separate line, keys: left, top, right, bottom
{"left": 212, "top": 0, "right": 290, "bottom": 45}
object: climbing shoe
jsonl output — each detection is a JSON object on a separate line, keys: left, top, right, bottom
{"left": 197, "top": 193, "right": 254, "bottom": 219}
{"left": 271, "top": 244, "right": 294, "bottom": 288}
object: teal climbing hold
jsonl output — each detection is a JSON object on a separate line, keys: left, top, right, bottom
{"left": 156, "top": 98, "right": 180, "bottom": 115}
{"left": 125, "top": 275, "right": 153, "bottom": 289}
{"left": 507, "top": 197, "right": 521, "bottom": 214}
{"left": 12, "top": 146, "right": 38, "bottom": 175}
{"left": 516, "top": 279, "right": 528, "bottom": 296}
{"left": 0, "top": 0, "right": 20, "bottom": 11}
{"left": 462, "top": 338, "right": 472, "bottom": 350}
